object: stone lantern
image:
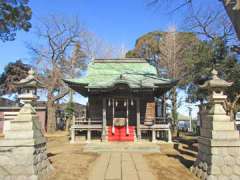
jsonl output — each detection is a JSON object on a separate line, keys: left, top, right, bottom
{"left": 14, "top": 69, "right": 44, "bottom": 105}
{"left": 199, "top": 69, "right": 232, "bottom": 106}
{"left": 191, "top": 69, "right": 240, "bottom": 180}
{"left": 0, "top": 69, "right": 52, "bottom": 179}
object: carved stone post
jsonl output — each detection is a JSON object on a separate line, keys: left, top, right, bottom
{"left": 191, "top": 69, "right": 240, "bottom": 180}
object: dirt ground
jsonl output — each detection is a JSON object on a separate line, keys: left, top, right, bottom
{"left": 46, "top": 133, "right": 98, "bottom": 180}
{"left": 144, "top": 141, "right": 199, "bottom": 180}
{"left": 46, "top": 133, "right": 198, "bottom": 180}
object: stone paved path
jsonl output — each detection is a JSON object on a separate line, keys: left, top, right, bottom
{"left": 88, "top": 152, "right": 157, "bottom": 180}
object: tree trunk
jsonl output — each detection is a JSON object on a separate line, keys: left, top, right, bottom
{"left": 65, "top": 116, "right": 73, "bottom": 132}
{"left": 47, "top": 99, "right": 56, "bottom": 133}
{"left": 229, "top": 93, "right": 240, "bottom": 121}
{"left": 65, "top": 117, "right": 70, "bottom": 131}
{"left": 230, "top": 108, "right": 235, "bottom": 121}
{"left": 46, "top": 88, "right": 70, "bottom": 133}
{"left": 222, "top": 1, "right": 240, "bottom": 40}
{"left": 171, "top": 86, "right": 177, "bottom": 130}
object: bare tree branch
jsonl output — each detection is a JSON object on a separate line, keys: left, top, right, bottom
{"left": 147, "top": 0, "right": 192, "bottom": 13}
{"left": 184, "top": 7, "right": 236, "bottom": 43}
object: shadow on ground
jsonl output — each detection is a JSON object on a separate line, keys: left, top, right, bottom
{"left": 166, "top": 154, "right": 194, "bottom": 169}
{"left": 144, "top": 139, "right": 199, "bottom": 180}
{"left": 46, "top": 135, "right": 98, "bottom": 180}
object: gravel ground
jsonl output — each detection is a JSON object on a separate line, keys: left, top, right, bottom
{"left": 45, "top": 133, "right": 198, "bottom": 180}
{"left": 46, "top": 134, "right": 98, "bottom": 180}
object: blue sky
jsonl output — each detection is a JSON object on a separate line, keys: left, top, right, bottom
{"left": 0, "top": 0, "right": 224, "bottom": 117}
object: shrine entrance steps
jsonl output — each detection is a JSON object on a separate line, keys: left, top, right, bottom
{"left": 83, "top": 142, "right": 160, "bottom": 153}
{"left": 108, "top": 126, "right": 135, "bottom": 142}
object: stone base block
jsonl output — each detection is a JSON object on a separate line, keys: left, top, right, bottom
{"left": 201, "top": 120, "right": 235, "bottom": 131}
{"left": 191, "top": 140, "right": 240, "bottom": 180}
{"left": 0, "top": 142, "right": 53, "bottom": 180}
{"left": 200, "top": 129, "right": 239, "bottom": 139}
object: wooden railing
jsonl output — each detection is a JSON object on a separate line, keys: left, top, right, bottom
{"left": 140, "top": 116, "right": 169, "bottom": 124}
{"left": 154, "top": 117, "right": 169, "bottom": 124}
{"left": 73, "top": 116, "right": 169, "bottom": 127}
{"left": 74, "top": 116, "right": 102, "bottom": 126}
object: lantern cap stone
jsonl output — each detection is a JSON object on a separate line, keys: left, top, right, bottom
{"left": 14, "top": 68, "right": 45, "bottom": 88}
{"left": 199, "top": 69, "right": 233, "bottom": 90}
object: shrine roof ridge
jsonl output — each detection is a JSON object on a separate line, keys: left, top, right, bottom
{"left": 93, "top": 58, "right": 147, "bottom": 63}
{"left": 63, "top": 58, "right": 177, "bottom": 96}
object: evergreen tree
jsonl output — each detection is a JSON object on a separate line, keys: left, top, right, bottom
{"left": 126, "top": 29, "right": 199, "bottom": 128}
{"left": 0, "top": 0, "right": 32, "bottom": 41}
{"left": 0, "top": 60, "right": 31, "bottom": 95}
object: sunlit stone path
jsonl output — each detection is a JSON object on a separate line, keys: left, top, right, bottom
{"left": 88, "top": 152, "right": 157, "bottom": 180}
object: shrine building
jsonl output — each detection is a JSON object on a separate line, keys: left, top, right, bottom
{"left": 64, "top": 58, "right": 176, "bottom": 143}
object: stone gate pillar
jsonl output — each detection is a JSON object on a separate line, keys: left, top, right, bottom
{"left": 0, "top": 103, "right": 53, "bottom": 180}
{"left": 191, "top": 69, "right": 240, "bottom": 180}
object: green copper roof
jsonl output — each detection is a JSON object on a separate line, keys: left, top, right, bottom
{"left": 64, "top": 58, "right": 175, "bottom": 90}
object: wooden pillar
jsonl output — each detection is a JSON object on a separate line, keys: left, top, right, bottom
{"left": 87, "top": 118, "right": 91, "bottom": 142}
{"left": 126, "top": 99, "right": 129, "bottom": 135}
{"left": 102, "top": 97, "right": 107, "bottom": 141}
{"left": 112, "top": 99, "right": 115, "bottom": 134}
{"left": 136, "top": 98, "right": 141, "bottom": 140}
{"left": 163, "top": 94, "right": 166, "bottom": 121}
{"left": 168, "top": 123, "right": 172, "bottom": 143}
{"left": 157, "top": 131, "right": 160, "bottom": 139}
{"left": 152, "top": 128, "right": 156, "bottom": 143}
{"left": 87, "top": 130, "right": 91, "bottom": 142}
